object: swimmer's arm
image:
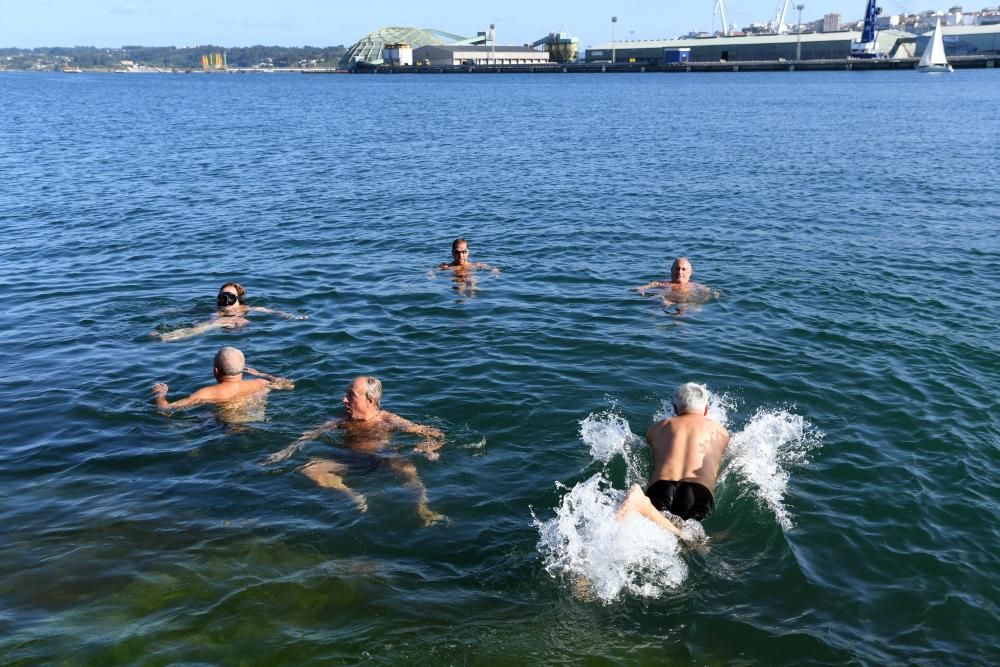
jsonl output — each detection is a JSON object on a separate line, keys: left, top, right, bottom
{"left": 153, "top": 320, "right": 228, "bottom": 342}
{"left": 634, "top": 280, "right": 665, "bottom": 295}
{"left": 476, "top": 262, "right": 500, "bottom": 274}
{"left": 391, "top": 416, "right": 445, "bottom": 460}
{"left": 244, "top": 367, "right": 295, "bottom": 391}
{"left": 247, "top": 306, "right": 308, "bottom": 320}
{"left": 263, "top": 420, "right": 340, "bottom": 464}
{"left": 152, "top": 383, "right": 205, "bottom": 412}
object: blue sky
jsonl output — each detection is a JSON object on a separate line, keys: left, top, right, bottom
{"left": 3, "top": 1, "right": 943, "bottom": 48}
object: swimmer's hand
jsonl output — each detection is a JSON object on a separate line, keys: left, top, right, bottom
{"left": 152, "top": 382, "right": 168, "bottom": 397}
{"left": 414, "top": 442, "right": 441, "bottom": 461}
{"left": 263, "top": 442, "right": 304, "bottom": 464}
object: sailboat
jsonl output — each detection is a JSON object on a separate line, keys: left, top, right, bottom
{"left": 917, "top": 19, "right": 953, "bottom": 73}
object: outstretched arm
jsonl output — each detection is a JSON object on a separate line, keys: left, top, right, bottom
{"left": 245, "top": 367, "right": 295, "bottom": 391}
{"left": 634, "top": 280, "right": 666, "bottom": 295}
{"left": 390, "top": 415, "right": 445, "bottom": 460}
{"left": 263, "top": 420, "right": 339, "bottom": 464}
{"left": 152, "top": 319, "right": 230, "bottom": 342}
{"left": 248, "top": 306, "right": 308, "bottom": 320}
{"left": 152, "top": 383, "right": 203, "bottom": 412}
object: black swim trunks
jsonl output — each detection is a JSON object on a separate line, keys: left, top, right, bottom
{"left": 645, "top": 480, "right": 715, "bottom": 521}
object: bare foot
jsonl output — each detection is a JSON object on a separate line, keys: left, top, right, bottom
{"left": 418, "top": 504, "right": 446, "bottom": 527}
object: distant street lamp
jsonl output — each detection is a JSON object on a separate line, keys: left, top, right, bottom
{"left": 795, "top": 4, "right": 805, "bottom": 61}
{"left": 490, "top": 23, "right": 496, "bottom": 67}
{"left": 611, "top": 16, "right": 618, "bottom": 64}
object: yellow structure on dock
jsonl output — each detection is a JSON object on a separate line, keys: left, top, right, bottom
{"left": 201, "top": 52, "right": 226, "bottom": 70}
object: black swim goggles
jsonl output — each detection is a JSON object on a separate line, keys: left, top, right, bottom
{"left": 217, "top": 292, "right": 239, "bottom": 307}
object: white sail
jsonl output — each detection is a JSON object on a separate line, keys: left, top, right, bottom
{"left": 918, "top": 19, "right": 950, "bottom": 69}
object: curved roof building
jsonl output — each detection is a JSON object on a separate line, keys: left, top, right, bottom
{"left": 341, "top": 26, "right": 470, "bottom": 66}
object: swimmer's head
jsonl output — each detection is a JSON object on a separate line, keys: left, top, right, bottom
{"left": 452, "top": 238, "right": 470, "bottom": 263}
{"left": 214, "top": 347, "right": 245, "bottom": 377}
{"left": 217, "top": 282, "right": 246, "bottom": 307}
{"left": 670, "top": 258, "right": 693, "bottom": 284}
{"left": 673, "top": 382, "right": 708, "bottom": 415}
{"left": 343, "top": 375, "right": 382, "bottom": 418}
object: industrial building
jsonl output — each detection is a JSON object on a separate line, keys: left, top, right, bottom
{"left": 586, "top": 29, "right": 914, "bottom": 64}
{"left": 412, "top": 45, "right": 550, "bottom": 66}
{"left": 915, "top": 23, "right": 1000, "bottom": 56}
{"left": 343, "top": 26, "right": 576, "bottom": 67}
{"left": 341, "top": 27, "right": 471, "bottom": 67}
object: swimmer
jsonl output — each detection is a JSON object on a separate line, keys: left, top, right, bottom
{"left": 438, "top": 237, "right": 500, "bottom": 272}
{"left": 152, "top": 346, "right": 294, "bottom": 417}
{"left": 152, "top": 282, "right": 306, "bottom": 342}
{"left": 437, "top": 238, "right": 500, "bottom": 298}
{"left": 265, "top": 376, "right": 446, "bottom": 525}
{"left": 617, "top": 382, "right": 730, "bottom": 539}
{"left": 635, "top": 257, "right": 717, "bottom": 314}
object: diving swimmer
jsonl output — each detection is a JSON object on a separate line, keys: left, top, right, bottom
{"left": 617, "top": 382, "right": 730, "bottom": 538}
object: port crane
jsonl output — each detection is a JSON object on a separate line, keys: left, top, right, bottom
{"left": 850, "top": 0, "right": 883, "bottom": 58}
{"left": 769, "top": 0, "right": 792, "bottom": 34}
{"left": 713, "top": 0, "right": 731, "bottom": 36}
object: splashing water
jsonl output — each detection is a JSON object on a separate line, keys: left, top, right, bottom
{"left": 579, "top": 410, "right": 637, "bottom": 465}
{"left": 533, "top": 474, "right": 699, "bottom": 603}
{"left": 652, "top": 390, "right": 734, "bottom": 427}
{"left": 536, "top": 394, "right": 818, "bottom": 601}
{"left": 719, "top": 409, "right": 821, "bottom": 530}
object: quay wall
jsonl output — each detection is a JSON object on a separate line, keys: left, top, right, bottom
{"left": 337, "top": 55, "right": 999, "bottom": 75}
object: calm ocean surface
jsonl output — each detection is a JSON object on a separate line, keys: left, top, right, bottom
{"left": 1, "top": 69, "right": 998, "bottom": 665}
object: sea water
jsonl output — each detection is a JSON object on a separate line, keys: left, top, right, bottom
{"left": 1, "top": 70, "right": 998, "bottom": 664}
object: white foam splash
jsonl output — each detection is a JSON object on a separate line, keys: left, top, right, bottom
{"left": 652, "top": 390, "right": 734, "bottom": 427}
{"left": 719, "top": 409, "right": 820, "bottom": 531}
{"left": 533, "top": 474, "right": 696, "bottom": 603}
{"left": 537, "top": 395, "right": 818, "bottom": 602}
{"left": 579, "top": 410, "right": 636, "bottom": 465}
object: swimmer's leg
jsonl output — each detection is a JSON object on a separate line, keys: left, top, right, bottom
{"left": 617, "top": 484, "right": 683, "bottom": 537}
{"left": 299, "top": 458, "right": 367, "bottom": 513}
{"left": 387, "top": 458, "right": 445, "bottom": 526}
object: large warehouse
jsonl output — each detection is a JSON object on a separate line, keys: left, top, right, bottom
{"left": 413, "top": 45, "right": 550, "bottom": 66}
{"left": 587, "top": 30, "right": 913, "bottom": 63}
{"left": 916, "top": 23, "right": 1000, "bottom": 56}
{"left": 341, "top": 26, "right": 473, "bottom": 67}
{"left": 586, "top": 22, "right": 1000, "bottom": 64}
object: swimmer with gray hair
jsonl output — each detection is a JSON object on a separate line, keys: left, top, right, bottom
{"left": 618, "top": 382, "right": 730, "bottom": 539}
{"left": 152, "top": 346, "right": 294, "bottom": 413}
{"left": 265, "top": 375, "right": 447, "bottom": 526}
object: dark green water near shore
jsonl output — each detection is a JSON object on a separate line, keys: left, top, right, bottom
{"left": 1, "top": 70, "right": 998, "bottom": 664}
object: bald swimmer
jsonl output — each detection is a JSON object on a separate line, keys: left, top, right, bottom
{"left": 152, "top": 346, "right": 294, "bottom": 414}
{"left": 617, "top": 382, "right": 730, "bottom": 539}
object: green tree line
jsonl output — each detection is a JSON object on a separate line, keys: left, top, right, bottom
{"left": 1, "top": 45, "right": 347, "bottom": 69}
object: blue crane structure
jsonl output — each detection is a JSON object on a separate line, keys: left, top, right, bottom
{"left": 850, "top": 0, "right": 884, "bottom": 58}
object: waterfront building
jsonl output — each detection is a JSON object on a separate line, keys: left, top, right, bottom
{"left": 586, "top": 30, "right": 911, "bottom": 63}
{"left": 822, "top": 14, "right": 842, "bottom": 32}
{"left": 383, "top": 43, "right": 413, "bottom": 66}
{"left": 915, "top": 23, "right": 1000, "bottom": 56}
{"left": 341, "top": 27, "right": 471, "bottom": 67}
{"left": 412, "top": 45, "right": 550, "bottom": 66}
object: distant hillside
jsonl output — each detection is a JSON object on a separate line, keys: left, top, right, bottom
{"left": 0, "top": 45, "right": 348, "bottom": 70}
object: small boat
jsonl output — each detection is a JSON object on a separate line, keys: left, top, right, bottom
{"left": 917, "top": 19, "right": 953, "bottom": 73}
{"left": 62, "top": 66, "right": 83, "bottom": 73}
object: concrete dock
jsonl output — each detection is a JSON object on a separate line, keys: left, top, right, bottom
{"left": 342, "top": 55, "right": 998, "bottom": 75}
